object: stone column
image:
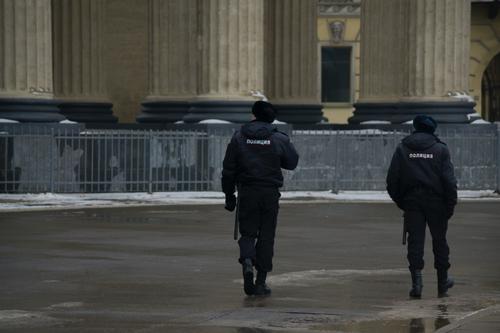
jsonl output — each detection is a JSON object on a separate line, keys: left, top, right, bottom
{"left": 0, "top": 0, "right": 63, "bottom": 122}
{"left": 137, "top": 0, "right": 199, "bottom": 123}
{"left": 52, "top": 0, "right": 116, "bottom": 123}
{"left": 183, "top": 0, "right": 265, "bottom": 123}
{"left": 350, "top": 0, "right": 473, "bottom": 124}
{"left": 264, "top": 0, "right": 323, "bottom": 124}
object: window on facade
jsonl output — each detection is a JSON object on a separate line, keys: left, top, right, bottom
{"left": 321, "top": 47, "right": 351, "bottom": 103}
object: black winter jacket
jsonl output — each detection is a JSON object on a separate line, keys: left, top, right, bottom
{"left": 221, "top": 121, "right": 299, "bottom": 195}
{"left": 386, "top": 131, "right": 457, "bottom": 214}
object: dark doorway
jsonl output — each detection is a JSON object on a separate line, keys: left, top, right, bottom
{"left": 481, "top": 53, "right": 500, "bottom": 122}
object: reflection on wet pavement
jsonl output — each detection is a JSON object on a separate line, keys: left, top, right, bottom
{"left": 168, "top": 292, "right": 499, "bottom": 332}
{"left": 409, "top": 318, "right": 425, "bottom": 333}
{"left": 243, "top": 296, "right": 272, "bottom": 308}
{"left": 435, "top": 303, "right": 451, "bottom": 329}
{"left": 237, "top": 328, "right": 275, "bottom": 333}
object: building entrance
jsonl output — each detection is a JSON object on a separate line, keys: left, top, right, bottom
{"left": 482, "top": 53, "right": 500, "bottom": 122}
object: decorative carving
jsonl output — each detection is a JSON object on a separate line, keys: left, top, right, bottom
{"left": 318, "top": 0, "right": 361, "bottom": 16}
{"left": 329, "top": 21, "right": 345, "bottom": 43}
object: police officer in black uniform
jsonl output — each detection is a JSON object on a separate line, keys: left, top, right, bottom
{"left": 386, "top": 115, "right": 457, "bottom": 298}
{"left": 222, "top": 101, "right": 299, "bottom": 296}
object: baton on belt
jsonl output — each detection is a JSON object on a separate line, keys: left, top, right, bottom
{"left": 402, "top": 220, "right": 407, "bottom": 245}
{"left": 233, "top": 194, "right": 240, "bottom": 240}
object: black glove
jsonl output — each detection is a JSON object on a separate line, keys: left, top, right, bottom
{"left": 225, "top": 194, "right": 236, "bottom": 212}
{"left": 446, "top": 208, "right": 454, "bottom": 220}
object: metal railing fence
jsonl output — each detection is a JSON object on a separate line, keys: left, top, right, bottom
{"left": 1, "top": 123, "right": 498, "bottom": 193}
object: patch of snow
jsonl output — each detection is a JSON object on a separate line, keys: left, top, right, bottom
{"left": 467, "top": 113, "right": 482, "bottom": 121}
{"left": 0, "top": 190, "right": 498, "bottom": 212}
{"left": 0, "top": 118, "right": 19, "bottom": 123}
{"left": 360, "top": 120, "right": 392, "bottom": 124}
{"left": 174, "top": 120, "right": 185, "bottom": 124}
{"left": 403, "top": 120, "right": 413, "bottom": 124}
{"left": 250, "top": 90, "right": 268, "bottom": 101}
{"left": 456, "top": 190, "right": 500, "bottom": 199}
{"left": 0, "top": 310, "right": 60, "bottom": 326}
{"left": 234, "top": 268, "right": 407, "bottom": 287}
{"left": 46, "top": 302, "right": 83, "bottom": 309}
{"left": 0, "top": 192, "right": 225, "bottom": 212}
{"left": 198, "top": 119, "right": 232, "bottom": 124}
{"left": 471, "top": 119, "right": 490, "bottom": 124}
{"left": 447, "top": 91, "right": 475, "bottom": 102}
{"left": 272, "top": 119, "right": 287, "bottom": 124}
{"left": 59, "top": 119, "right": 77, "bottom": 124}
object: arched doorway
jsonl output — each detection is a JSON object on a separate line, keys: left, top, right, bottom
{"left": 482, "top": 53, "right": 500, "bottom": 122}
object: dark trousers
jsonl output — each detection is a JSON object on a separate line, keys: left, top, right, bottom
{"left": 404, "top": 194, "right": 450, "bottom": 272}
{"left": 237, "top": 186, "right": 280, "bottom": 273}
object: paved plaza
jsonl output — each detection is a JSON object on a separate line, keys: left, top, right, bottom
{"left": 1, "top": 201, "right": 499, "bottom": 332}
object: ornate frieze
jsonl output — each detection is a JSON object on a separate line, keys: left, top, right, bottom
{"left": 318, "top": 0, "right": 361, "bottom": 16}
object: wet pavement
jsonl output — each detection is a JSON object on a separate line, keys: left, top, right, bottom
{"left": 0, "top": 201, "right": 499, "bottom": 332}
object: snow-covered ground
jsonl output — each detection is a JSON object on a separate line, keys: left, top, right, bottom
{"left": 0, "top": 190, "right": 498, "bottom": 212}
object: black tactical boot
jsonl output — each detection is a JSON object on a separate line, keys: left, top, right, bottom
{"left": 242, "top": 258, "right": 255, "bottom": 296}
{"left": 254, "top": 283, "right": 272, "bottom": 296}
{"left": 437, "top": 270, "right": 454, "bottom": 297}
{"left": 254, "top": 271, "right": 271, "bottom": 296}
{"left": 409, "top": 270, "right": 423, "bottom": 298}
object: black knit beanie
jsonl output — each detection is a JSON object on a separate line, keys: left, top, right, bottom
{"left": 413, "top": 115, "right": 437, "bottom": 133}
{"left": 252, "top": 101, "right": 276, "bottom": 123}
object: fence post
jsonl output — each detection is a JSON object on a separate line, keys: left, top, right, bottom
{"left": 333, "top": 130, "right": 339, "bottom": 193}
{"left": 50, "top": 127, "right": 54, "bottom": 193}
{"left": 496, "top": 123, "right": 500, "bottom": 194}
{"left": 148, "top": 129, "right": 153, "bottom": 194}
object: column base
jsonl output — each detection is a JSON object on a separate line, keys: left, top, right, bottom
{"left": 349, "top": 101, "right": 476, "bottom": 124}
{"left": 273, "top": 104, "right": 324, "bottom": 124}
{"left": 137, "top": 100, "right": 190, "bottom": 123}
{"left": 183, "top": 100, "right": 254, "bottom": 123}
{"left": 138, "top": 100, "right": 325, "bottom": 124}
{"left": 59, "top": 101, "right": 117, "bottom": 123}
{"left": 0, "top": 98, "right": 65, "bottom": 122}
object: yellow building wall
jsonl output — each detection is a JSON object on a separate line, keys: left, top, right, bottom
{"left": 318, "top": 17, "right": 360, "bottom": 124}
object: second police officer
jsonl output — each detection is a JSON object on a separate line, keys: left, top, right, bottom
{"left": 387, "top": 115, "right": 457, "bottom": 298}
